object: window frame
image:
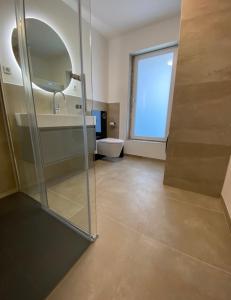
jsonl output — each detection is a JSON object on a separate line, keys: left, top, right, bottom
{"left": 129, "top": 46, "right": 178, "bottom": 142}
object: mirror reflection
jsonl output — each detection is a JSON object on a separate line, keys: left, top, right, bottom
{"left": 12, "top": 18, "right": 72, "bottom": 92}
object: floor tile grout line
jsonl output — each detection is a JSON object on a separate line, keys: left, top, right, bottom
{"left": 48, "top": 189, "right": 83, "bottom": 212}
{"left": 98, "top": 193, "right": 231, "bottom": 237}
{"left": 101, "top": 193, "right": 225, "bottom": 215}
{"left": 96, "top": 188, "right": 224, "bottom": 215}
{"left": 48, "top": 205, "right": 78, "bottom": 221}
{"left": 48, "top": 188, "right": 84, "bottom": 209}
{"left": 162, "top": 195, "right": 225, "bottom": 215}
{"left": 98, "top": 194, "right": 226, "bottom": 221}
{"left": 100, "top": 212, "right": 231, "bottom": 278}
{"left": 96, "top": 160, "right": 224, "bottom": 216}
{"left": 48, "top": 189, "right": 84, "bottom": 219}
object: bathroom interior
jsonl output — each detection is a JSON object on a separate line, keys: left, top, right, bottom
{"left": 1, "top": 0, "right": 231, "bottom": 299}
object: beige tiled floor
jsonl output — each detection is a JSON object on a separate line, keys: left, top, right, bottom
{"left": 40, "top": 172, "right": 90, "bottom": 231}
{"left": 46, "top": 189, "right": 83, "bottom": 220}
{"left": 47, "top": 156, "right": 231, "bottom": 300}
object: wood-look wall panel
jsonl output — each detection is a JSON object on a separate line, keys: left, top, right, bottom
{"left": 165, "top": 142, "right": 230, "bottom": 196}
{"left": 181, "top": 0, "right": 231, "bottom": 20}
{"left": 176, "top": 15, "right": 231, "bottom": 86}
{"left": 164, "top": 0, "right": 231, "bottom": 197}
{"left": 107, "top": 103, "right": 120, "bottom": 138}
{"left": 170, "top": 82, "right": 231, "bottom": 146}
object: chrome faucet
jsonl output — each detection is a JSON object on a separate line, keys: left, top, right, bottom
{"left": 52, "top": 91, "right": 65, "bottom": 114}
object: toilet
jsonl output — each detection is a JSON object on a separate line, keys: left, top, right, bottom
{"left": 96, "top": 138, "right": 124, "bottom": 158}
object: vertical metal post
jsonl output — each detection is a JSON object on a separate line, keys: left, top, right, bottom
{"left": 77, "top": 0, "right": 92, "bottom": 236}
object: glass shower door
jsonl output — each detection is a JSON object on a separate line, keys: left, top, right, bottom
{"left": 13, "top": 0, "right": 97, "bottom": 239}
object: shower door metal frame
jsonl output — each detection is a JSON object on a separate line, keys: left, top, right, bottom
{"left": 14, "top": 0, "right": 97, "bottom": 242}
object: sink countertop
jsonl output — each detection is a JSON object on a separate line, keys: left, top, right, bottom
{"left": 15, "top": 113, "right": 96, "bottom": 128}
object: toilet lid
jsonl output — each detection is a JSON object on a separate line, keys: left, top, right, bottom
{"left": 97, "top": 138, "right": 124, "bottom": 144}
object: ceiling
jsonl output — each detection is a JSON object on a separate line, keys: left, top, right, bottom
{"left": 90, "top": 0, "right": 181, "bottom": 38}
{"left": 63, "top": 0, "right": 181, "bottom": 38}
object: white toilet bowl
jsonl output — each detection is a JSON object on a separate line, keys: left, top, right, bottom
{"left": 96, "top": 138, "right": 124, "bottom": 158}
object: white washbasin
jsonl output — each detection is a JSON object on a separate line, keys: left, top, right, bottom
{"left": 15, "top": 113, "right": 96, "bottom": 128}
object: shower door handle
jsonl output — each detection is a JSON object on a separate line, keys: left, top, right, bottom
{"left": 70, "top": 72, "right": 81, "bottom": 81}
{"left": 166, "top": 135, "right": 169, "bottom": 152}
{"left": 71, "top": 72, "right": 87, "bottom": 112}
{"left": 81, "top": 73, "right": 87, "bottom": 113}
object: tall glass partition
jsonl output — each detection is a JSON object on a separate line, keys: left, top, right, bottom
{"left": 0, "top": 0, "right": 97, "bottom": 240}
{"left": 0, "top": 0, "right": 44, "bottom": 202}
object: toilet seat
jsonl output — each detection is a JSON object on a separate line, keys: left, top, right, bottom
{"left": 96, "top": 138, "right": 124, "bottom": 158}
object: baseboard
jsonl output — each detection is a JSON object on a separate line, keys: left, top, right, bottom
{"left": 221, "top": 196, "right": 231, "bottom": 233}
{"left": 125, "top": 153, "right": 165, "bottom": 162}
{"left": 0, "top": 188, "right": 18, "bottom": 199}
{"left": 124, "top": 139, "right": 166, "bottom": 160}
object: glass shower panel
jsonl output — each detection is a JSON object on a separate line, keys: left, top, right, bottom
{"left": 81, "top": 0, "right": 97, "bottom": 236}
{"left": 0, "top": 0, "right": 44, "bottom": 202}
{"left": 20, "top": 0, "right": 96, "bottom": 236}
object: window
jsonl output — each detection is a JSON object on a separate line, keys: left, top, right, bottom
{"left": 130, "top": 47, "right": 177, "bottom": 141}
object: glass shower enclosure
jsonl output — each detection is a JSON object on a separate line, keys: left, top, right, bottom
{"left": 0, "top": 0, "right": 97, "bottom": 240}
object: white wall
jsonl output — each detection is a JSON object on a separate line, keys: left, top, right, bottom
{"left": 0, "top": 0, "right": 108, "bottom": 102}
{"left": 125, "top": 140, "right": 166, "bottom": 160}
{"left": 108, "top": 16, "right": 180, "bottom": 159}
{"left": 91, "top": 28, "right": 108, "bottom": 102}
{"left": 222, "top": 157, "right": 231, "bottom": 217}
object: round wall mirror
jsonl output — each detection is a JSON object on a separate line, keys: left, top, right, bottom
{"left": 12, "top": 18, "right": 72, "bottom": 93}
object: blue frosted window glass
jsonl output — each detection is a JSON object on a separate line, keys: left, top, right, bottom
{"left": 133, "top": 51, "right": 174, "bottom": 139}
